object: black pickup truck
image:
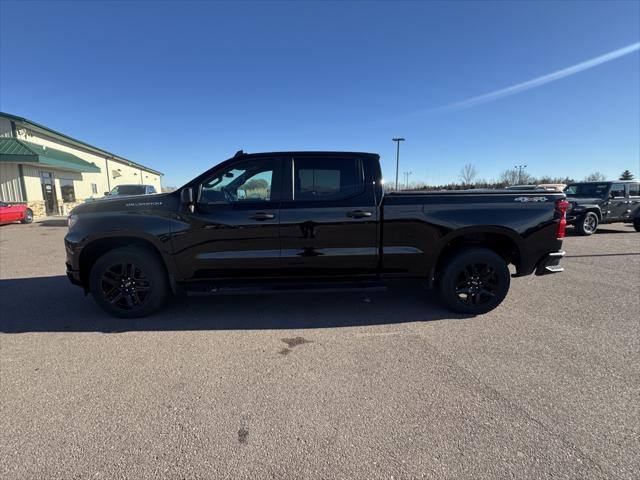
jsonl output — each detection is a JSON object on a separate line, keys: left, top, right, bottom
{"left": 65, "top": 151, "right": 568, "bottom": 318}
{"left": 564, "top": 181, "right": 640, "bottom": 235}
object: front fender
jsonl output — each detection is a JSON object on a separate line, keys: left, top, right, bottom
{"left": 65, "top": 211, "right": 177, "bottom": 276}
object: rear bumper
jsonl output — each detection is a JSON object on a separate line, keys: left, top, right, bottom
{"left": 535, "top": 250, "right": 565, "bottom": 275}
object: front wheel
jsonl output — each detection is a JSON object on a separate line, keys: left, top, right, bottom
{"left": 633, "top": 218, "right": 640, "bottom": 232}
{"left": 575, "top": 212, "right": 598, "bottom": 235}
{"left": 89, "top": 247, "right": 169, "bottom": 318}
{"left": 437, "top": 248, "right": 511, "bottom": 315}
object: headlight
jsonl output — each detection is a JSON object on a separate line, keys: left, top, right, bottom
{"left": 68, "top": 214, "right": 78, "bottom": 229}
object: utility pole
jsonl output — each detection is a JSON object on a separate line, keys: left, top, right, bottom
{"left": 392, "top": 138, "right": 405, "bottom": 191}
{"left": 515, "top": 164, "right": 527, "bottom": 184}
{"left": 403, "top": 171, "right": 413, "bottom": 189}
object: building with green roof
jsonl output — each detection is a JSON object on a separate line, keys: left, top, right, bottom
{"left": 0, "top": 112, "right": 163, "bottom": 217}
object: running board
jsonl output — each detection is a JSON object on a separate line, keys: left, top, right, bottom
{"left": 185, "top": 281, "right": 387, "bottom": 297}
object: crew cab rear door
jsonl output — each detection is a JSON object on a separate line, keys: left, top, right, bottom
{"left": 171, "top": 156, "right": 284, "bottom": 280}
{"left": 278, "top": 154, "right": 379, "bottom": 277}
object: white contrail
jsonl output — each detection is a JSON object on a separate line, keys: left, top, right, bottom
{"left": 430, "top": 42, "right": 640, "bottom": 113}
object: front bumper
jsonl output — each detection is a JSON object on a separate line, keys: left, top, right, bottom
{"left": 535, "top": 250, "right": 565, "bottom": 275}
{"left": 66, "top": 264, "right": 83, "bottom": 286}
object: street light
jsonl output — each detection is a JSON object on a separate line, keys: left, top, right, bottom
{"left": 392, "top": 137, "right": 405, "bottom": 190}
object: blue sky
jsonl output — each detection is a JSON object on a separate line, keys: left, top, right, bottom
{"left": 1, "top": 0, "right": 639, "bottom": 187}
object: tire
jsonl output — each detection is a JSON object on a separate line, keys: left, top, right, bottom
{"left": 21, "top": 208, "right": 33, "bottom": 224}
{"left": 437, "top": 247, "right": 511, "bottom": 315}
{"left": 634, "top": 218, "right": 640, "bottom": 232}
{"left": 575, "top": 212, "right": 598, "bottom": 236}
{"left": 89, "top": 246, "right": 169, "bottom": 318}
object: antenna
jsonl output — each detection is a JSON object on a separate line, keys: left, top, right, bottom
{"left": 233, "top": 150, "right": 245, "bottom": 158}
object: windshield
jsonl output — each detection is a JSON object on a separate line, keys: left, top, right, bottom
{"left": 564, "top": 183, "right": 609, "bottom": 197}
{"left": 110, "top": 185, "right": 145, "bottom": 196}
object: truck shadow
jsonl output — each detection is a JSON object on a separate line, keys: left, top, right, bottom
{"left": 0, "top": 276, "right": 471, "bottom": 333}
{"left": 37, "top": 219, "right": 69, "bottom": 227}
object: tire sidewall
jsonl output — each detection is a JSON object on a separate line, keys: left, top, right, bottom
{"left": 577, "top": 212, "right": 598, "bottom": 235}
{"left": 22, "top": 208, "right": 33, "bottom": 224}
{"left": 438, "top": 248, "right": 511, "bottom": 315}
{"left": 89, "top": 247, "right": 168, "bottom": 318}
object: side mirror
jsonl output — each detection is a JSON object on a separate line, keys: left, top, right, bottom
{"left": 181, "top": 187, "right": 196, "bottom": 212}
{"left": 104, "top": 192, "right": 110, "bottom": 196}
{"left": 609, "top": 192, "right": 616, "bottom": 199}
{"left": 181, "top": 187, "right": 194, "bottom": 205}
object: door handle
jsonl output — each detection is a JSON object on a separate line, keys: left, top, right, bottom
{"left": 250, "top": 212, "right": 275, "bottom": 221}
{"left": 347, "top": 210, "right": 372, "bottom": 219}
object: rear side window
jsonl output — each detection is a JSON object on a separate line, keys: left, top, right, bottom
{"left": 629, "top": 183, "right": 639, "bottom": 196}
{"left": 610, "top": 184, "right": 626, "bottom": 198}
{"left": 294, "top": 157, "right": 363, "bottom": 201}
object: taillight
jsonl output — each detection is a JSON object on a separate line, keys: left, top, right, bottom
{"left": 555, "top": 199, "right": 569, "bottom": 239}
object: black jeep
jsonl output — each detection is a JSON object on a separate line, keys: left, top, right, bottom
{"left": 565, "top": 181, "right": 640, "bottom": 235}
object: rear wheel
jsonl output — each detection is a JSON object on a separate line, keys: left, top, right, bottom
{"left": 437, "top": 248, "right": 511, "bottom": 315}
{"left": 21, "top": 208, "right": 33, "bottom": 224}
{"left": 89, "top": 247, "right": 169, "bottom": 318}
{"left": 633, "top": 218, "right": 640, "bottom": 232}
{"left": 575, "top": 212, "right": 598, "bottom": 235}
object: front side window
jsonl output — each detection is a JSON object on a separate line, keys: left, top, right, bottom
{"left": 610, "top": 184, "right": 626, "bottom": 198}
{"left": 200, "top": 158, "right": 276, "bottom": 204}
{"left": 294, "top": 157, "right": 363, "bottom": 201}
{"left": 60, "top": 179, "right": 76, "bottom": 203}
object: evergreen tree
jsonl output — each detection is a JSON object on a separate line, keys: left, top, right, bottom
{"left": 619, "top": 170, "right": 634, "bottom": 180}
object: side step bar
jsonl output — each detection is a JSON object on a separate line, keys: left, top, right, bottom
{"left": 185, "top": 281, "right": 387, "bottom": 297}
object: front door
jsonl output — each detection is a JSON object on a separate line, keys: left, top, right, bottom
{"left": 171, "top": 156, "right": 284, "bottom": 281}
{"left": 40, "top": 171, "right": 58, "bottom": 215}
{"left": 606, "top": 183, "right": 628, "bottom": 221}
{"left": 278, "top": 155, "right": 379, "bottom": 278}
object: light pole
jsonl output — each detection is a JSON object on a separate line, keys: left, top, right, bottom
{"left": 515, "top": 164, "right": 527, "bottom": 185}
{"left": 392, "top": 137, "right": 405, "bottom": 190}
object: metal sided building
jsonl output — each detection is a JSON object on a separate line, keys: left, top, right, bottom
{"left": 0, "top": 112, "right": 163, "bottom": 217}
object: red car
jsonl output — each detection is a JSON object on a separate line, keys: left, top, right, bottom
{"left": 0, "top": 202, "right": 33, "bottom": 225}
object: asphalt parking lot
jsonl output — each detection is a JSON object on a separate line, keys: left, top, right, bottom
{"left": 1, "top": 220, "right": 638, "bottom": 479}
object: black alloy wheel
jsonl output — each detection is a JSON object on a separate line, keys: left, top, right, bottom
{"left": 437, "top": 247, "right": 510, "bottom": 314}
{"left": 100, "top": 262, "right": 151, "bottom": 310}
{"left": 89, "top": 247, "right": 169, "bottom": 318}
{"left": 453, "top": 262, "right": 500, "bottom": 307}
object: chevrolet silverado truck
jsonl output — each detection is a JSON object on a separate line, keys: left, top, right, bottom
{"left": 564, "top": 180, "right": 640, "bottom": 235}
{"left": 65, "top": 151, "right": 568, "bottom": 318}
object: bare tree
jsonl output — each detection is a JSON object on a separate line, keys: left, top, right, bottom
{"left": 500, "top": 168, "right": 533, "bottom": 186}
{"left": 583, "top": 172, "right": 606, "bottom": 182}
{"left": 459, "top": 164, "right": 478, "bottom": 185}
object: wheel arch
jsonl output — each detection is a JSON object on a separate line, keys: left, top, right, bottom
{"left": 429, "top": 227, "right": 523, "bottom": 285}
{"left": 78, "top": 236, "right": 172, "bottom": 291}
{"left": 577, "top": 205, "right": 602, "bottom": 220}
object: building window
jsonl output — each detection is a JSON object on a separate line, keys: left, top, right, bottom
{"left": 60, "top": 179, "right": 76, "bottom": 203}
{"left": 91, "top": 183, "right": 98, "bottom": 194}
